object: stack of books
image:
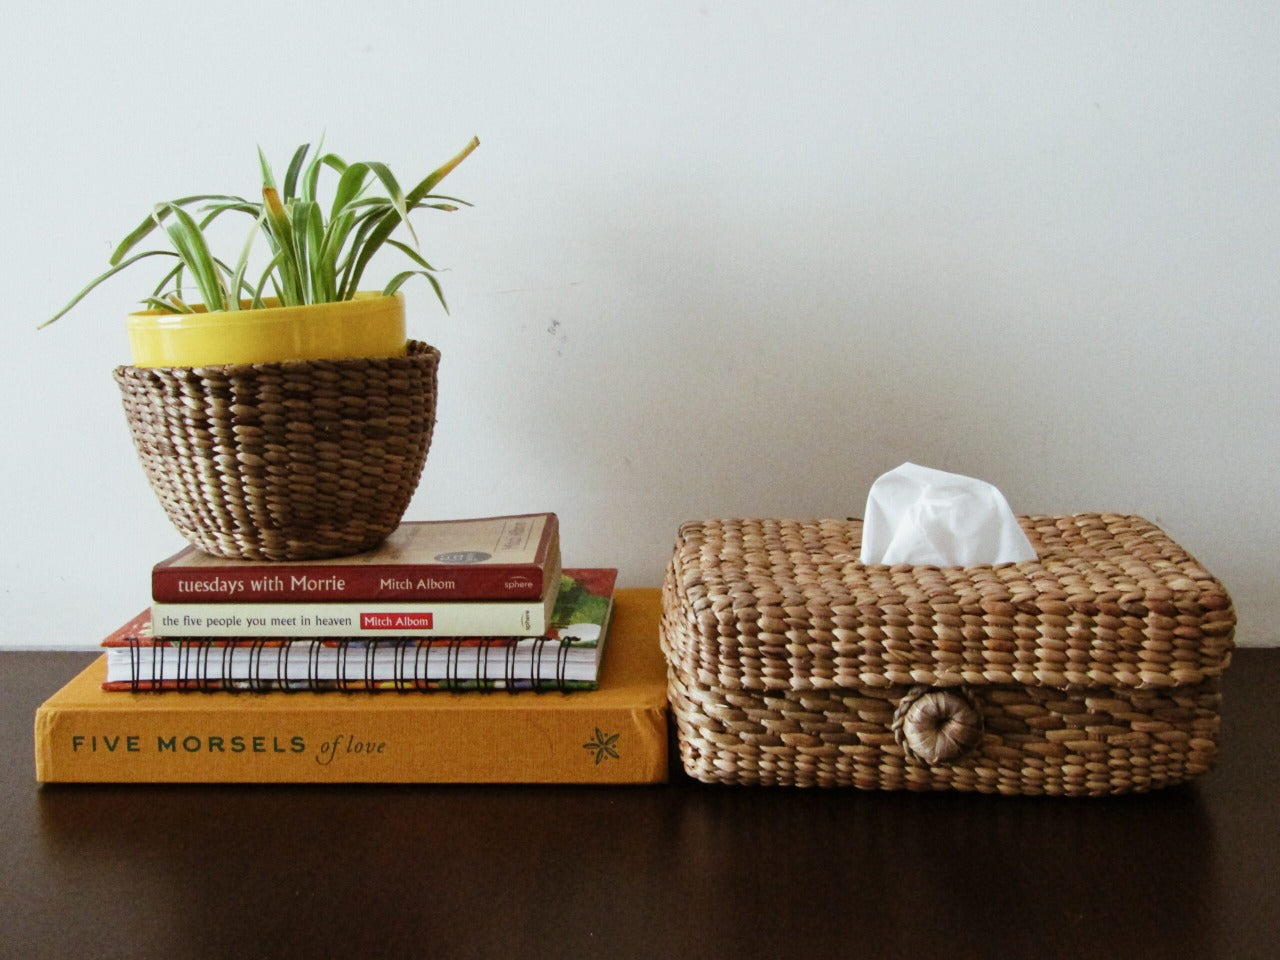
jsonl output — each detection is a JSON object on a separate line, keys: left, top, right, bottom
{"left": 34, "top": 513, "right": 670, "bottom": 784}
{"left": 121, "top": 513, "right": 613, "bottom": 692}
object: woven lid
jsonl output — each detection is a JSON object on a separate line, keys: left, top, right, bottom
{"left": 663, "top": 514, "right": 1235, "bottom": 692}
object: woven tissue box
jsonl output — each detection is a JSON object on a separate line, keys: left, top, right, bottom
{"left": 660, "top": 514, "right": 1236, "bottom": 796}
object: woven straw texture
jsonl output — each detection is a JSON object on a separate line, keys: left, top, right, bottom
{"left": 661, "top": 514, "right": 1235, "bottom": 795}
{"left": 114, "top": 340, "right": 439, "bottom": 562}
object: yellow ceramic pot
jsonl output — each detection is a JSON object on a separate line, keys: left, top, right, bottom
{"left": 126, "top": 292, "right": 407, "bottom": 368}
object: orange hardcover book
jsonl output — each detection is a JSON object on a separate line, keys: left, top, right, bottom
{"left": 34, "top": 589, "right": 669, "bottom": 785}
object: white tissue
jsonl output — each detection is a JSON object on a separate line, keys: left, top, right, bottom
{"left": 858, "top": 462, "right": 1037, "bottom": 566}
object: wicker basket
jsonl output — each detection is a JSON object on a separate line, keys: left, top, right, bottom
{"left": 114, "top": 340, "right": 439, "bottom": 561}
{"left": 661, "top": 514, "right": 1236, "bottom": 796}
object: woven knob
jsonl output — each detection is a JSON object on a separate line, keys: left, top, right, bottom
{"left": 893, "top": 686, "right": 984, "bottom": 766}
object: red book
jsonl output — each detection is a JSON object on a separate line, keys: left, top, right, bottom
{"left": 152, "top": 513, "right": 561, "bottom": 603}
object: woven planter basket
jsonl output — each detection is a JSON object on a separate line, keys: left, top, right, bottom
{"left": 661, "top": 514, "right": 1236, "bottom": 796}
{"left": 114, "top": 340, "right": 439, "bottom": 561}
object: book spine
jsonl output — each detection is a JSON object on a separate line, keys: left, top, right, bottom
{"left": 149, "top": 599, "right": 550, "bottom": 638}
{"left": 34, "top": 692, "right": 668, "bottom": 785}
{"left": 152, "top": 564, "right": 554, "bottom": 603}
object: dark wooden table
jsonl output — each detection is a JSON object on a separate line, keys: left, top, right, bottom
{"left": 4, "top": 649, "right": 1278, "bottom": 960}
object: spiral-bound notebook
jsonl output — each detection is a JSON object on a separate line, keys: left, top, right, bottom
{"left": 103, "top": 569, "right": 617, "bottom": 692}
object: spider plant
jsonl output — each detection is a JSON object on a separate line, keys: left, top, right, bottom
{"left": 41, "top": 137, "right": 478, "bottom": 328}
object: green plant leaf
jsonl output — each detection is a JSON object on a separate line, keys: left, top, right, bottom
{"left": 282, "top": 143, "right": 311, "bottom": 201}
{"left": 318, "top": 209, "right": 355, "bottom": 284}
{"left": 109, "top": 194, "right": 250, "bottom": 266}
{"left": 338, "top": 196, "right": 396, "bottom": 212}
{"left": 385, "top": 238, "right": 437, "bottom": 272}
{"left": 404, "top": 137, "right": 480, "bottom": 206}
{"left": 139, "top": 295, "right": 194, "bottom": 314}
{"left": 383, "top": 269, "right": 448, "bottom": 312}
{"left": 343, "top": 138, "right": 478, "bottom": 298}
{"left": 415, "top": 193, "right": 473, "bottom": 208}
{"left": 39, "top": 249, "right": 180, "bottom": 328}
{"left": 331, "top": 162, "right": 371, "bottom": 220}
{"left": 227, "top": 212, "right": 265, "bottom": 312}
{"left": 198, "top": 200, "right": 260, "bottom": 223}
{"left": 303, "top": 201, "right": 329, "bottom": 302}
{"left": 257, "top": 146, "right": 277, "bottom": 191}
{"left": 253, "top": 250, "right": 286, "bottom": 307}
{"left": 304, "top": 151, "right": 347, "bottom": 204}
{"left": 364, "top": 161, "right": 418, "bottom": 247}
{"left": 290, "top": 199, "right": 316, "bottom": 304}
{"left": 261, "top": 186, "right": 304, "bottom": 306}
{"left": 152, "top": 261, "right": 184, "bottom": 299}
{"left": 336, "top": 207, "right": 394, "bottom": 299}
{"left": 159, "top": 203, "right": 228, "bottom": 310}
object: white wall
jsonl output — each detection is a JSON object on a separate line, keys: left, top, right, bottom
{"left": 1, "top": 1, "right": 1276, "bottom": 649}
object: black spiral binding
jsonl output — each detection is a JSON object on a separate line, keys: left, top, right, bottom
{"left": 480, "top": 638, "right": 494, "bottom": 688}
{"left": 219, "top": 642, "right": 234, "bottom": 692}
{"left": 126, "top": 633, "right": 581, "bottom": 693}
{"left": 245, "top": 639, "right": 263, "bottom": 693}
{"left": 276, "top": 639, "right": 292, "bottom": 692}
{"left": 393, "top": 640, "right": 409, "bottom": 691}
{"left": 335, "top": 639, "right": 350, "bottom": 692}
{"left": 532, "top": 637, "right": 548, "bottom": 691}
{"left": 172, "top": 641, "right": 185, "bottom": 692}
{"left": 197, "top": 642, "right": 215, "bottom": 692}
{"left": 307, "top": 640, "right": 324, "bottom": 692}
{"left": 556, "top": 637, "right": 570, "bottom": 690}
{"left": 447, "top": 638, "right": 463, "bottom": 689}
{"left": 414, "top": 638, "right": 434, "bottom": 691}
{"left": 127, "top": 640, "right": 141, "bottom": 694}
{"left": 361, "top": 639, "right": 376, "bottom": 693}
{"left": 503, "top": 637, "right": 516, "bottom": 690}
